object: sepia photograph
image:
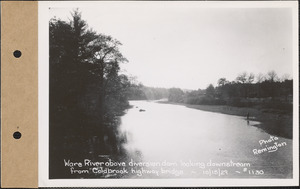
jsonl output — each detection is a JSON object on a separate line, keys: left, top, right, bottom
{"left": 38, "top": 1, "right": 298, "bottom": 186}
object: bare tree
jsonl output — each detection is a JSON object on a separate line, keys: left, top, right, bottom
{"left": 267, "top": 70, "right": 278, "bottom": 82}
{"left": 256, "top": 73, "right": 265, "bottom": 83}
{"left": 236, "top": 72, "right": 247, "bottom": 84}
{"left": 246, "top": 73, "right": 255, "bottom": 84}
{"left": 281, "top": 73, "right": 291, "bottom": 82}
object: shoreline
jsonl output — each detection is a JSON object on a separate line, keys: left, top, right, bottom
{"left": 157, "top": 101, "right": 292, "bottom": 139}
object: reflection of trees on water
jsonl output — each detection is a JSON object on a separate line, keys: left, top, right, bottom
{"left": 49, "top": 10, "right": 130, "bottom": 178}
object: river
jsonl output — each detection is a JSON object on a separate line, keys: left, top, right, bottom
{"left": 119, "top": 100, "right": 292, "bottom": 178}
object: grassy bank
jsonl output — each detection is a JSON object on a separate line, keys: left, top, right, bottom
{"left": 158, "top": 101, "right": 293, "bottom": 139}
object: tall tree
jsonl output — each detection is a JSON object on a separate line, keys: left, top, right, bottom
{"left": 267, "top": 70, "right": 278, "bottom": 82}
{"left": 217, "top": 78, "right": 229, "bottom": 86}
{"left": 49, "top": 10, "right": 131, "bottom": 174}
{"left": 206, "top": 84, "right": 215, "bottom": 98}
{"left": 246, "top": 73, "right": 255, "bottom": 84}
{"left": 86, "top": 34, "right": 128, "bottom": 123}
{"left": 236, "top": 72, "right": 247, "bottom": 84}
{"left": 256, "top": 73, "right": 265, "bottom": 83}
{"left": 168, "top": 88, "right": 184, "bottom": 103}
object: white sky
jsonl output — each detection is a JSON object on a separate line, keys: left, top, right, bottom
{"left": 49, "top": 2, "right": 294, "bottom": 90}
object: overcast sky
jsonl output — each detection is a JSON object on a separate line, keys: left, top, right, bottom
{"left": 49, "top": 2, "right": 294, "bottom": 90}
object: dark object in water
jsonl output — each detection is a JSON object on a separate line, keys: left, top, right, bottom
{"left": 139, "top": 109, "right": 146, "bottom": 112}
{"left": 246, "top": 112, "right": 249, "bottom": 120}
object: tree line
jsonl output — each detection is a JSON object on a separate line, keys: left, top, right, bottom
{"left": 168, "top": 71, "right": 292, "bottom": 112}
{"left": 49, "top": 10, "right": 132, "bottom": 178}
{"left": 127, "top": 71, "right": 292, "bottom": 113}
{"left": 127, "top": 83, "right": 169, "bottom": 100}
{"left": 49, "top": 9, "right": 292, "bottom": 178}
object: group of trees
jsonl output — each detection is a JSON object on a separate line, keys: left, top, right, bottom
{"left": 125, "top": 70, "right": 292, "bottom": 112}
{"left": 168, "top": 71, "right": 293, "bottom": 111}
{"left": 127, "top": 83, "right": 169, "bottom": 100}
{"left": 216, "top": 71, "right": 292, "bottom": 100}
{"left": 50, "top": 10, "right": 131, "bottom": 178}
{"left": 49, "top": 9, "right": 293, "bottom": 177}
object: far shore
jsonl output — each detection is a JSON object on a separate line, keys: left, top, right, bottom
{"left": 157, "top": 101, "right": 293, "bottom": 139}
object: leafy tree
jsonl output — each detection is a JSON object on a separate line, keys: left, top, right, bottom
{"left": 182, "top": 71, "right": 292, "bottom": 108}
{"left": 168, "top": 88, "right": 184, "bottom": 103}
{"left": 217, "top": 78, "right": 229, "bottom": 86}
{"left": 84, "top": 34, "right": 128, "bottom": 125}
{"left": 206, "top": 84, "right": 215, "bottom": 98}
{"left": 49, "top": 10, "right": 131, "bottom": 178}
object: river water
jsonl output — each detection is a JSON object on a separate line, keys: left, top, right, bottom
{"left": 119, "top": 100, "right": 292, "bottom": 178}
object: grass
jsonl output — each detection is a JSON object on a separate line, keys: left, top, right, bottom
{"left": 158, "top": 101, "right": 293, "bottom": 139}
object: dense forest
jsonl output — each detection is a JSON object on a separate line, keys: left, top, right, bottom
{"left": 49, "top": 10, "right": 132, "bottom": 178}
{"left": 127, "top": 84, "right": 169, "bottom": 100}
{"left": 168, "top": 71, "right": 293, "bottom": 113}
{"left": 49, "top": 10, "right": 293, "bottom": 178}
{"left": 129, "top": 71, "right": 293, "bottom": 113}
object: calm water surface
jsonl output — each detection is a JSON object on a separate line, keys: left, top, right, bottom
{"left": 119, "top": 100, "right": 292, "bottom": 178}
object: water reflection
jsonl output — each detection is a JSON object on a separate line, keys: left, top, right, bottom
{"left": 119, "top": 100, "right": 292, "bottom": 178}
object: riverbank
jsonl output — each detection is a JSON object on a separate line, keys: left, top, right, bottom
{"left": 158, "top": 101, "right": 293, "bottom": 139}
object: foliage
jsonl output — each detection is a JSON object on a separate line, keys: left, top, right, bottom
{"left": 168, "top": 88, "right": 185, "bottom": 103}
{"left": 49, "top": 10, "right": 130, "bottom": 178}
{"left": 167, "top": 71, "right": 293, "bottom": 111}
{"left": 127, "top": 83, "right": 169, "bottom": 100}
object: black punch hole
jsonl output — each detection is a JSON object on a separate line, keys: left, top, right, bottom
{"left": 13, "top": 50, "right": 22, "bottom": 58}
{"left": 13, "top": 131, "right": 22, "bottom": 139}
